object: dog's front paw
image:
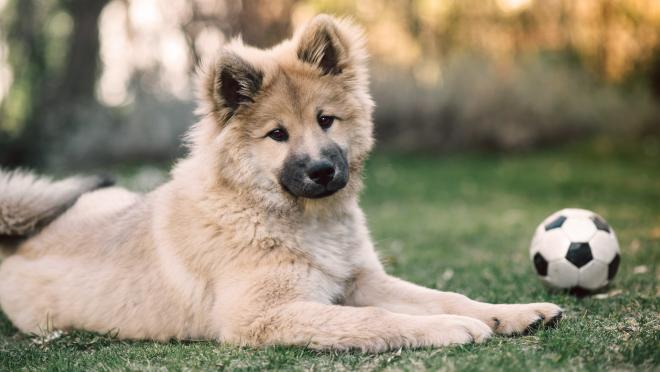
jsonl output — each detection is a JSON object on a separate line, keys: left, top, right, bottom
{"left": 486, "top": 303, "right": 563, "bottom": 335}
{"left": 426, "top": 315, "right": 493, "bottom": 346}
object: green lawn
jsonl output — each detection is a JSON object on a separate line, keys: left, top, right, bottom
{"left": 1, "top": 149, "right": 658, "bottom": 371}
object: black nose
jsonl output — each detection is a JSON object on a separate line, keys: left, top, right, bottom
{"left": 307, "top": 160, "right": 335, "bottom": 186}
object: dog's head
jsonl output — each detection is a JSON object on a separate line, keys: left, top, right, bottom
{"left": 188, "top": 15, "right": 373, "bottom": 210}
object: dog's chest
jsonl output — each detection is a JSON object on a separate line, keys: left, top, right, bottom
{"left": 298, "top": 216, "right": 360, "bottom": 303}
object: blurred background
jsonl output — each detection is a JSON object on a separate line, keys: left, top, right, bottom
{"left": 0, "top": 0, "right": 659, "bottom": 171}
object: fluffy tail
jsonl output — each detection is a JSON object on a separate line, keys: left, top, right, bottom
{"left": 0, "top": 169, "right": 114, "bottom": 245}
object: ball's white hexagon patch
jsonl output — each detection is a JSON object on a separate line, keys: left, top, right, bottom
{"left": 561, "top": 217, "right": 597, "bottom": 242}
{"left": 546, "top": 259, "right": 579, "bottom": 288}
{"left": 578, "top": 260, "right": 608, "bottom": 290}
{"left": 560, "top": 208, "right": 594, "bottom": 218}
{"left": 590, "top": 230, "right": 620, "bottom": 263}
{"left": 537, "top": 229, "right": 571, "bottom": 261}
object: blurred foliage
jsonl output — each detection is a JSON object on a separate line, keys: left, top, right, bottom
{"left": 0, "top": 0, "right": 659, "bottom": 168}
{"left": 0, "top": 0, "right": 109, "bottom": 166}
{"left": 303, "top": 0, "right": 660, "bottom": 82}
{"left": 303, "top": 0, "right": 660, "bottom": 151}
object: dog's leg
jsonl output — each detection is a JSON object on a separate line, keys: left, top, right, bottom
{"left": 346, "top": 270, "right": 563, "bottom": 335}
{"left": 235, "top": 301, "right": 491, "bottom": 352}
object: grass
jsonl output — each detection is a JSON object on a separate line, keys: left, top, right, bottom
{"left": 1, "top": 147, "right": 658, "bottom": 371}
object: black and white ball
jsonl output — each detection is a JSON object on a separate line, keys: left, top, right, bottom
{"left": 530, "top": 208, "right": 621, "bottom": 292}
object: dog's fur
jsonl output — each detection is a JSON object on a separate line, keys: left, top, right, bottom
{"left": 0, "top": 15, "right": 561, "bottom": 352}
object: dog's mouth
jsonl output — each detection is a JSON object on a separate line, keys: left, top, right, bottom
{"left": 310, "top": 187, "right": 342, "bottom": 199}
{"left": 280, "top": 176, "right": 348, "bottom": 199}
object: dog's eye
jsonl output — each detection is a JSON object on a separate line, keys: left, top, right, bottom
{"left": 317, "top": 115, "right": 335, "bottom": 130}
{"left": 267, "top": 128, "right": 289, "bottom": 142}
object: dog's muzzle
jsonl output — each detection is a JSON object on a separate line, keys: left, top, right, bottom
{"left": 279, "top": 146, "right": 349, "bottom": 199}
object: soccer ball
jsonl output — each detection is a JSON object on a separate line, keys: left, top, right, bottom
{"left": 530, "top": 208, "right": 621, "bottom": 292}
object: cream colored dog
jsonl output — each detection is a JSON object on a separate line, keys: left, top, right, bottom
{"left": 0, "top": 15, "right": 561, "bottom": 352}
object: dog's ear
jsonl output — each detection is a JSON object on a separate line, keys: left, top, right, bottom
{"left": 296, "top": 15, "right": 362, "bottom": 76}
{"left": 212, "top": 52, "right": 263, "bottom": 117}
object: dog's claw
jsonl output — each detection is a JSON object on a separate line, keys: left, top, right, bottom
{"left": 523, "top": 318, "right": 544, "bottom": 335}
{"left": 547, "top": 311, "right": 563, "bottom": 328}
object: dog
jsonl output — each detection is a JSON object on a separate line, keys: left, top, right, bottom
{"left": 0, "top": 15, "right": 562, "bottom": 352}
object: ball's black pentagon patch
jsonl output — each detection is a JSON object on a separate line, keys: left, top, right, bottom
{"left": 566, "top": 242, "right": 593, "bottom": 268}
{"left": 591, "top": 216, "right": 610, "bottom": 233}
{"left": 608, "top": 253, "right": 620, "bottom": 280}
{"left": 533, "top": 252, "right": 548, "bottom": 276}
{"left": 544, "top": 215, "right": 567, "bottom": 231}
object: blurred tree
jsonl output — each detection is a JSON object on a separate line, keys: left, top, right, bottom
{"left": 178, "top": 0, "right": 297, "bottom": 70}
{"left": 0, "top": 0, "right": 49, "bottom": 164}
{"left": 1, "top": 0, "right": 109, "bottom": 167}
{"left": 59, "top": 0, "right": 109, "bottom": 101}
{"left": 238, "top": 0, "right": 299, "bottom": 48}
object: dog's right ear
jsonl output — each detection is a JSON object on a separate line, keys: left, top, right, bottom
{"left": 295, "top": 15, "right": 367, "bottom": 79}
{"left": 296, "top": 15, "right": 350, "bottom": 76}
{"left": 210, "top": 51, "right": 263, "bottom": 120}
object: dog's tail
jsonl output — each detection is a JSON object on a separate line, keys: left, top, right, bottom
{"left": 0, "top": 169, "right": 114, "bottom": 251}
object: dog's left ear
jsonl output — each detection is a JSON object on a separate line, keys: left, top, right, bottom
{"left": 215, "top": 52, "right": 263, "bottom": 113}
{"left": 296, "top": 15, "right": 363, "bottom": 76}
